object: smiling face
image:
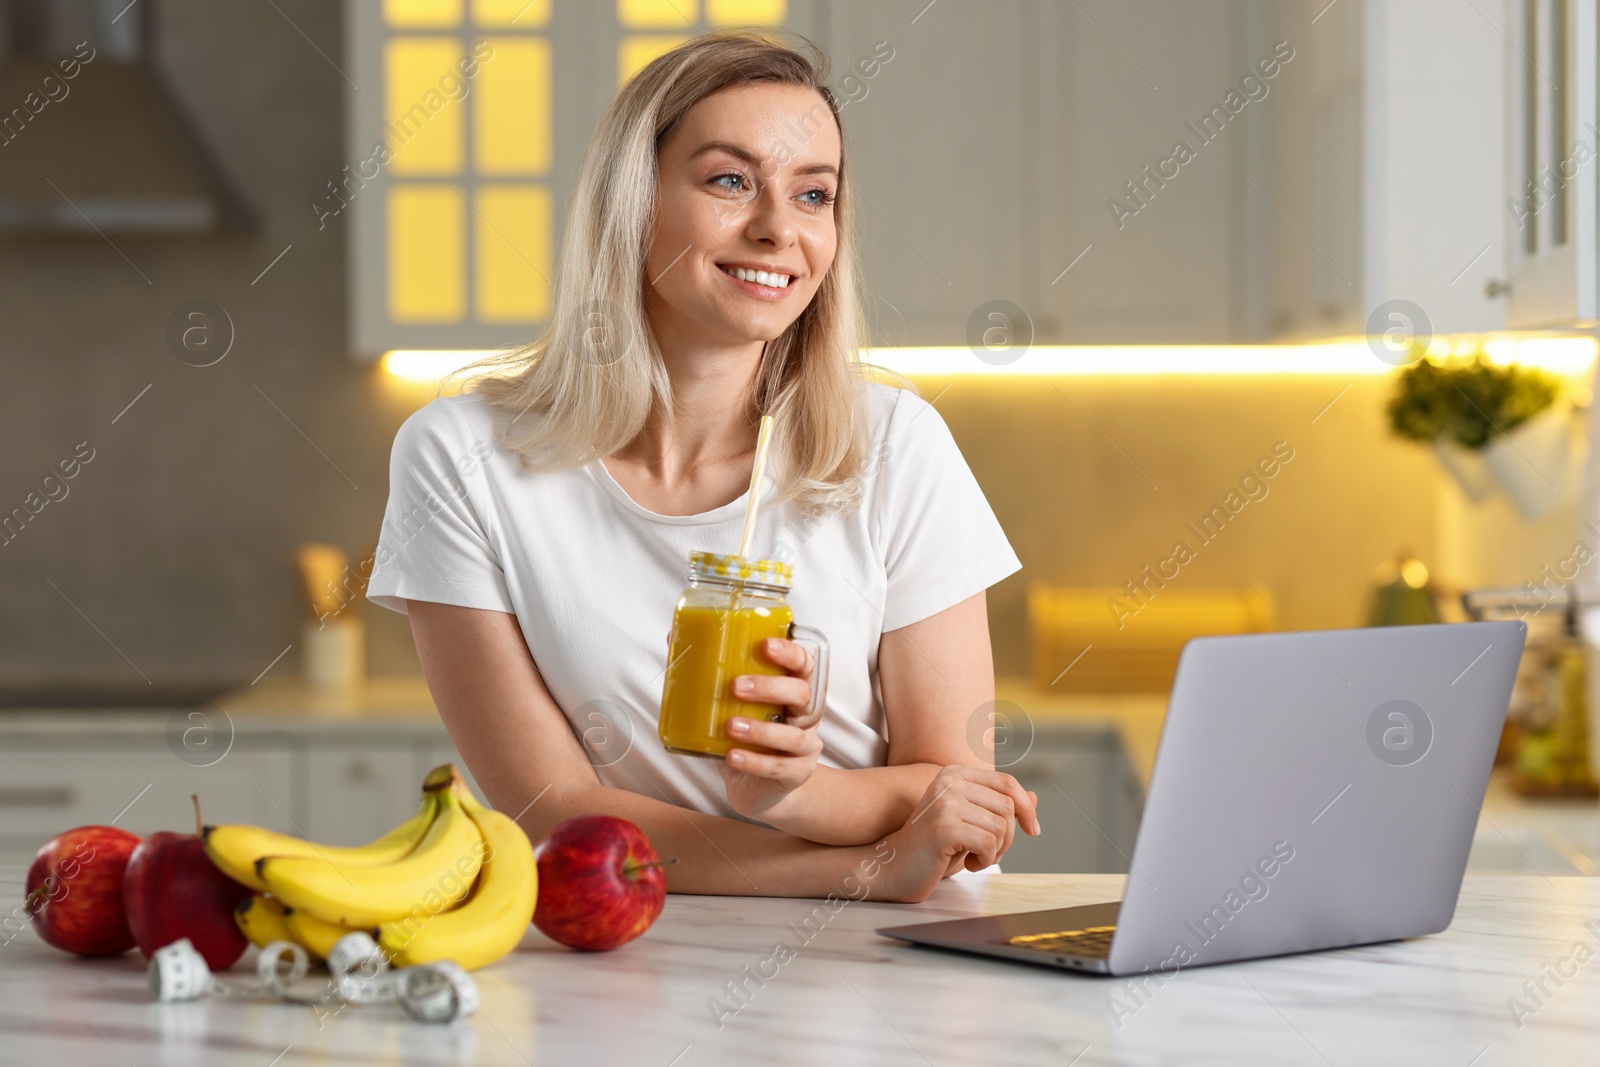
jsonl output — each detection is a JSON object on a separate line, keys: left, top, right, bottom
{"left": 643, "top": 82, "right": 842, "bottom": 351}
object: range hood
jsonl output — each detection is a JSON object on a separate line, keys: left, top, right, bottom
{"left": 0, "top": 0, "right": 254, "bottom": 233}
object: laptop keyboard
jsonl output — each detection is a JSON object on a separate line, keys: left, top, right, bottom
{"left": 996, "top": 925, "right": 1116, "bottom": 958}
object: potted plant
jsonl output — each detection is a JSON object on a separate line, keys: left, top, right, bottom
{"left": 1387, "top": 347, "right": 1582, "bottom": 519}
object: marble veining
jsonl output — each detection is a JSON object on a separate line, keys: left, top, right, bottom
{"left": 0, "top": 874, "right": 1596, "bottom": 1066}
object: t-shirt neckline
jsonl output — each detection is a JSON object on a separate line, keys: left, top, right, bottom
{"left": 585, "top": 457, "right": 775, "bottom": 526}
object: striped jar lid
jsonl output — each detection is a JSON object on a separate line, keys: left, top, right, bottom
{"left": 687, "top": 551, "right": 793, "bottom": 588}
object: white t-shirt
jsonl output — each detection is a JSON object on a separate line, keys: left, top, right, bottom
{"left": 367, "top": 381, "right": 1023, "bottom": 834}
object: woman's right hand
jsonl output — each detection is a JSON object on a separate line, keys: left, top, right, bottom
{"left": 868, "top": 766, "right": 1040, "bottom": 904}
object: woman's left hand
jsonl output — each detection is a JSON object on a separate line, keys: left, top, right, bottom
{"left": 717, "top": 636, "right": 825, "bottom": 824}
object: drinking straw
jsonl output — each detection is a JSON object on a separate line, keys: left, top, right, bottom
{"left": 736, "top": 414, "right": 775, "bottom": 561}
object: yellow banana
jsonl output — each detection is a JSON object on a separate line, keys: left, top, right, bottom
{"left": 234, "top": 895, "right": 315, "bottom": 956}
{"left": 283, "top": 906, "right": 363, "bottom": 960}
{"left": 258, "top": 788, "right": 485, "bottom": 927}
{"left": 375, "top": 786, "right": 536, "bottom": 971}
{"left": 205, "top": 791, "right": 439, "bottom": 892}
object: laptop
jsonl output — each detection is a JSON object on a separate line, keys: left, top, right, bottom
{"left": 877, "top": 620, "right": 1526, "bottom": 977}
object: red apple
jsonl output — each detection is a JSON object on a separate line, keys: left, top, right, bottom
{"left": 533, "top": 815, "right": 667, "bottom": 951}
{"left": 25, "top": 825, "right": 141, "bottom": 956}
{"left": 123, "top": 797, "right": 252, "bottom": 970}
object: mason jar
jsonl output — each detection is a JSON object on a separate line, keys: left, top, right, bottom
{"left": 658, "top": 551, "right": 830, "bottom": 758}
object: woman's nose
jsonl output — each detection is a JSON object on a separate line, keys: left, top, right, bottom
{"left": 743, "top": 189, "right": 796, "bottom": 247}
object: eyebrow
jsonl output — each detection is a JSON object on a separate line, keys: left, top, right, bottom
{"left": 687, "top": 140, "right": 839, "bottom": 178}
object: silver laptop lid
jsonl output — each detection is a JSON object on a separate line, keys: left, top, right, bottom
{"left": 1106, "top": 620, "right": 1525, "bottom": 977}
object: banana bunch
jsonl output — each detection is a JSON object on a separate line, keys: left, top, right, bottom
{"left": 210, "top": 764, "right": 536, "bottom": 972}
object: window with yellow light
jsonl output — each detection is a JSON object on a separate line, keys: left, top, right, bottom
{"left": 380, "top": 0, "right": 553, "bottom": 328}
{"left": 617, "top": 0, "right": 786, "bottom": 85}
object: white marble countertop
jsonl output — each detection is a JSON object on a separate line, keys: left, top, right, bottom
{"left": 2, "top": 873, "right": 1596, "bottom": 1066}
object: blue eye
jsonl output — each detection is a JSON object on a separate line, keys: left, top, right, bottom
{"left": 710, "top": 173, "right": 745, "bottom": 193}
{"left": 799, "top": 188, "right": 836, "bottom": 209}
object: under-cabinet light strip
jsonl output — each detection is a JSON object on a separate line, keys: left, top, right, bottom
{"left": 380, "top": 336, "right": 1599, "bottom": 383}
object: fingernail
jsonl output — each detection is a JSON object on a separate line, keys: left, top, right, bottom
{"left": 727, "top": 718, "right": 749, "bottom": 734}
{"left": 728, "top": 749, "right": 746, "bottom": 765}
{"left": 734, "top": 677, "right": 753, "bottom": 693}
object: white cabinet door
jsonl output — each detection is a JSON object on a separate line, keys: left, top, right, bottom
{"left": 0, "top": 744, "right": 295, "bottom": 859}
{"left": 1000, "top": 741, "right": 1105, "bottom": 873}
{"left": 820, "top": 2, "right": 1032, "bottom": 346}
{"left": 1036, "top": 0, "right": 1250, "bottom": 343}
{"left": 995, "top": 727, "right": 1141, "bottom": 874}
{"left": 305, "top": 744, "right": 421, "bottom": 846}
{"left": 1363, "top": 0, "right": 1514, "bottom": 334}
{"left": 826, "top": 1, "right": 1287, "bottom": 345}
{"left": 1268, "top": 0, "right": 1513, "bottom": 338}
{"left": 1507, "top": 0, "right": 1599, "bottom": 327}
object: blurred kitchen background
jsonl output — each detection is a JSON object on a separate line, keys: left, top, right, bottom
{"left": 2, "top": 0, "right": 1597, "bottom": 878}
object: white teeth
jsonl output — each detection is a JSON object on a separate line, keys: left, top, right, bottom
{"left": 723, "top": 266, "right": 790, "bottom": 288}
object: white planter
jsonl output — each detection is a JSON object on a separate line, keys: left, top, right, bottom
{"left": 303, "top": 616, "right": 365, "bottom": 691}
{"left": 1480, "top": 405, "right": 1585, "bottom": 520}
{"left": 1431, "top": 439, "right": 1497, "bottom": 502}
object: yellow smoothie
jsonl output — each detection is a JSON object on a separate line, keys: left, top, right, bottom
{"left": 659, "top": 600, "right": 793, "bottom": 758}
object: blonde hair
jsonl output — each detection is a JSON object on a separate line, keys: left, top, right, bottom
{"left": 447, "top": 29, "right": 913, "bottom": 516}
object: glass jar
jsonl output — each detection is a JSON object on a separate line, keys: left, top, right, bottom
{"left": 657, "top": 551, "right": 830, "bottom": 759}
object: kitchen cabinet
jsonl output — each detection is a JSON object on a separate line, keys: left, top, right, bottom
{"left": 340, "top": 0, "right": 1584, "bottom": 351}
{"left": 0, "top": 715, "right": 447, "bottom": 868}
{"left": 1363, "top": 0, "right": 1513, "bottom": 336}
{"left": 345, "top": 0, "right": 563, "bottom": 355}
{"left": 344, "top": 0, "right": 1289, "bottom": 350}
{"left": 819, "top": 0, "right": 1520, "bottom": 345}
{"left": 819, "top": 0, "right": 1260, "bottom": 346}
{"left": 0, "top": 711, "right": 1144, "bottom": 874}
{"left": 995, "top": 722, "right": 1144, "bottom": 874}
{"left": 1032, "top": 0, "right": 1269, "bottom": 344}
{"left": 0, "top": 736, "right": 295, "bottom": 864}
{"left": 1506, "top": 0, "right": 1600, "bottom": 328}
{"left": 304, "top": 743, "right": 422, "bottom": 846}
{"left": 345, "top": 0, "right": 791, "bottom": 356}
{"left": 1264, "top": 0, "right": 1516, "bottom": 339}
{"left": 813, "top": 1, "right": 1034, "bottom": 345}
{"left": 306, "top": 739, "right": 489, "bottom": 844}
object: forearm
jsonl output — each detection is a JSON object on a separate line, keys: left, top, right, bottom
{"left": 411, "top": 601, "right": 886, "bottom": 897}
{"left": 521, "top": 779, "right": 879, "bottom": 898}
{"left": 759, "top": 761, "right": 944, "bottom": 846}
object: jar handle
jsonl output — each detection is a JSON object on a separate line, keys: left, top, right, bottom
{"left": 785, "top": 622, "right": 830, "bottom": 730}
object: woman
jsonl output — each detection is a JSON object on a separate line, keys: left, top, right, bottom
{"left": 367, "top": 31, "right": 1039, "bottom": 903}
